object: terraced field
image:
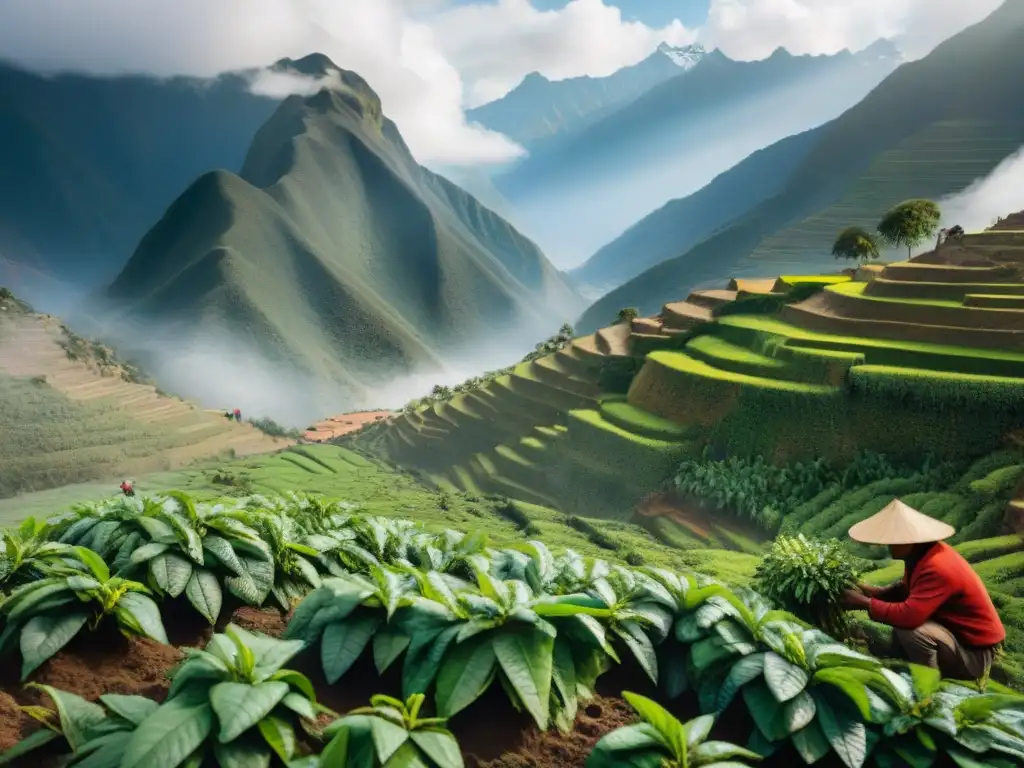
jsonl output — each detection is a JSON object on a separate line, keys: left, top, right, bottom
{"left": 741, "top": 119, "right": 1024, "bottom": 274}
{"left": 0, "top": 312, "right": 288, "bottom": 496}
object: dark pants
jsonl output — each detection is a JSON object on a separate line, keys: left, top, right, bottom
{"left": 891, "top": 621, "right": 995, "bottom": 680}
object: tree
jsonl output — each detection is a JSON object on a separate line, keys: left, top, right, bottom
{"left": 616, "top": 307, "right": 639, "bottom": 325}
{"left": 831, "top": 226, "right": 881, "bottom": 265}
{"left": 876, "top": 199, "right": 941, "bottom": 258}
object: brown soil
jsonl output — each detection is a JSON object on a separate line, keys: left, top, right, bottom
{"left": 635, "top": 492, "right": 712, "bottom": 540}
{"left": 304, "top": 410, "right": 393, "bottom": 442}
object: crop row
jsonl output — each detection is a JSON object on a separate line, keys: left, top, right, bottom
{"left": 0, "top": 492, "right": 1022, "bottom": 767}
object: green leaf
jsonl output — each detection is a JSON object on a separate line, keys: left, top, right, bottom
{"left": 0, "top": 728, "right": 59, "bottom": 765}
{"left": 213, "top": 740, "right": 272, "bottom": 768}
{"left": 410, "top": 730, "right": 464, "bottom": 768}
{"left": 742, "top": 682, "right": 788, "bottom": 742}
{"left": 26, "top": 683, "right": 105, "bottom": 751}
{"left": 615, "top": 620, "right": 658, "bottom": 684}
{"left": 185, "top": 569, "right": 223, "bottom": 625}
{"left": 403, "top": 625, "right": 461, "bottom": 698}
{"left": 129, "top": 542, "right": 170, "bottom": 567}
{"left": 20, "top": 611, "right": 89, "bottom": 679}
{"left": 210, "top": 681, "right": 289, "bottom": 742}
{"left": 435, "top": 637, "right": 497, "bottom": 718}
{"left": 227, "top": 625, "right": 304, "bottom": 681}
{"left": 374, "top": 627, "right": 411, "bottom": 674}
{"left": 791, "top": 719, "right": 831, "bottom": 764}
{"left": 370, "top": 717, "right": 410, "bottom": 763}
{"left": 281, "top": 692, "right": 316, "bottom": 721}
{"left": 203, "top": 535, "right": 245, "bottom": 576}
{"left": 493, "top": 629, "right": 554, "bottom": 731}
{"left": 321, "top": 615, "right": 382, "bottom": 684}
{"left": 764, "top": 651, "right": 808, "bottom": 703}
{"left": 74, "top": 546, "right": 110, "bottom": 581}
{"left": 624, "top": 692, "right": 686, "bottom": 757}
{"left": 692, "top": 740, "right": 763, "bottom": 763}
{"left": 117, "top": 592, "right": 168, "bottom": 644}
{"left": 815, "top": 691, "right": 868, "bottom": 768}
{"left": 717, "top": 652, "right": 765, "bottom": 712}
{"left": 909, "top": 664, "right": 941, "bottom": 700}
{"left": 150, "top": 553, "right": 193, "bottom": 598}
{"left": 257, "top": 715, "right": 296, "bottom": 761}
{"left": 72, "top": 730, "right": 134, "bottom": 768}
{"left": 99, "top": 693, "right": 159, "bottom": 725}
{"left": 120, "top": 693, "right": 214, "bottom": 768}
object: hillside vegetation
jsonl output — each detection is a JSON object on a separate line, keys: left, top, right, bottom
{"left": 98, "top": 59, "right": 580, "bottom": 414}
{"left": 0, "top": 301, "right": 286, "bottom": 497}
{"left": 577, "top": 0, "right": 1024, "bottom": 331}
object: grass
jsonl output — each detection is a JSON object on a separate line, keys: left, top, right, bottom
{"left": 777, "top": 274, "right": 852, "bottom": 286}
{"left": 598, "top": 400, "right": 693, "bottom": 440}
{"left": 644, "top": 350, "right": 835, "bottom": 394}
{"left": 828, "top": 280, "right": 963, "bottom": 308}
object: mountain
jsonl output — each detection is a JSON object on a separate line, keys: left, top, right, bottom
{"left": 569, "top": 125, "right": 825, "bottom": 293}
{"left": 576, "top": 0, "right": 1024, "bottom": 332}
{"left": 100, "top": 60, "right": 581, "bottom": 421}
{"left": 0, "top": 61, "right": 288, "bottom": 295}
{"left": 466, "top": 43, "right": 704, "bottom": 150}
{"left": 493, "top": 41, "right": 902, "bottom": 266}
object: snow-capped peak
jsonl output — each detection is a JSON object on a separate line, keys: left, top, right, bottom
{"left": 657, "top": 42, "right": 707, "bottom": 70}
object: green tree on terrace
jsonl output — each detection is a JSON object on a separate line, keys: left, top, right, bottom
{"left": 877, "top": 199, "right": 941, "bottom": 258}
{"left": 615, "top": 307, "right": 639, "bottom": 325}
{"left": 831, "top": 226, "right": 881, "bottom": 265}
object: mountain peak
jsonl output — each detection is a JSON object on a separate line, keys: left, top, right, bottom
{"left": 272, "top": 53, "right": 340, "bottom": 78}
{"left": 860, "top": 38, "right": 902, "bottom": 61}
{"left": 656, "top": 42, "right": 707, "bottom": 70}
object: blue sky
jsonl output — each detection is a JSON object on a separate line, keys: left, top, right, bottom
{"left": 452, "top": 0, "right": 710, "bottom": 28}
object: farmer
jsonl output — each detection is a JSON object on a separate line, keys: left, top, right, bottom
{"left": 233, "top": 407, "right": 242, "bottom": 422}
{"left": 840, "top": 499, "right": 1005, "bottom": 680}
{"left": 119, "top": 479, "right": 134, "bottom": 497}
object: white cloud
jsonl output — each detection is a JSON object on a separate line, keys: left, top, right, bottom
{"left": 0, "top": 0, "right": 524, "bottom": 166}
{"left": 699, "top": 0, "right": 1003, "bottom": 61}
{"left": 939, "top": 145, "right": 1024, "bottom": 233}
{"left": 431, "top": 0, "right": 698, "bottom": 106}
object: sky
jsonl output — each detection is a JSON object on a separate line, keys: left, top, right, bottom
{"left": 0, "top": 0, "right": 1004, "bottom": 166}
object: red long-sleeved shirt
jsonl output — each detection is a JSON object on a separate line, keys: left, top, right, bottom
{"left": 869, "top": 542, "right": 1005, "bottom": 648}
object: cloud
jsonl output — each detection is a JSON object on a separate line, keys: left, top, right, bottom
{"left": 939, "top": 145, "right": 1024, "bottom": 232}
{"left": 431, "top": 0, "right": 698, "bottom": 106}
{"left": 0, "top": 0, "right": 523, "bottom": 166}
{"left": 699, "top": 0, "right": 1003, "bottom": 61}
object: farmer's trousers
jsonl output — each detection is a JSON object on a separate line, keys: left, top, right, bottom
{"left": 892, "top": 621, "right": 996, "bottom": 680}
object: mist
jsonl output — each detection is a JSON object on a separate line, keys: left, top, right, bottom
{"left": 938, "top": 144, "right": 1024, "bottom": 230}
{"left": 500, "top": 60, "right": 898, "bottom": 269}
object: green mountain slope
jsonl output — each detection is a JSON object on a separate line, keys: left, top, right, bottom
{"left": 0, "top": 62, "right": 282, "bottom": 291}
{"left": 102, "top": 63, "right": 581, "bottom": 416}
{"left": 466, "top": 43, "right": 701, "bottom": 150}
{"left": 577, "top": 0, "right": 1024, "bottom": 331}
{"left": 569, "top": 125, "right": 824, "bottom": 292}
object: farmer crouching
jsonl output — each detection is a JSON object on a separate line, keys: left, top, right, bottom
{"left": 840, "top": 498, "right": 1005, "bottom": 680}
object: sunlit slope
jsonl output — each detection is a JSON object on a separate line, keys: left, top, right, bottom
{"left": 104, "top": 65, "right": 581, "bottom": 403}
{"left": 576, "top": 0, "right": 1024, "bottom": 332}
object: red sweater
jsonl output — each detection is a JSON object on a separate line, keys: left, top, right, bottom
{"left": 868, "top": 542, "right": 1005, "bottom": 647}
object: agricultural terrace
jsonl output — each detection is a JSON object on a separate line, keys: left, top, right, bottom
{"left": 349, "top": 258, "right": 1024, "bottom": 688}
{"left": 0, "top": 487, "right": 1021, "bottom": 768}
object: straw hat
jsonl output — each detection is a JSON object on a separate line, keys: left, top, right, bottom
{"left": 848, "top": 498, "right": 955, "bottom": 545}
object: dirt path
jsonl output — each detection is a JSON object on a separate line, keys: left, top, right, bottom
{"left": 304, "top": 410, "right": 392, "bottom": 441}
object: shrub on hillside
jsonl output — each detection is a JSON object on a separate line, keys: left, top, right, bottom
{"left": 248, "top": 416, "right": 303, "bottom": 439}
{"left": 755, "top": 533, "right": 860, "bottom": 638}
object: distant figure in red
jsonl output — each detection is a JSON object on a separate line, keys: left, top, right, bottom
{"left": 120, "top": 480, "right": 134, "bottom": 497}
{"left": 233, "top": 408, "right": 242, "bottom": 422}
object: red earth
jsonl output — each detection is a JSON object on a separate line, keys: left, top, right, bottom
{"left": 303, "top": 410, "right": 393, "bottom": 442}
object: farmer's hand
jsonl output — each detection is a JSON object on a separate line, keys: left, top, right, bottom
{"left": 841, "top": 589, "right": 871, "bottom": 610}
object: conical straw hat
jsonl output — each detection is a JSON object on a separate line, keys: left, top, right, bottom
{"left": 848, "top": 498, "right": 955, "bottom": 545}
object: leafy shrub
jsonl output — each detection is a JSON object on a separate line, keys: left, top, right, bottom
{"left": 587, "top": 693, "right": 760, "bottom": 767}
{"left": 565, "top": 515, "right": 619, "bottom": 551}
{"left": 248, "top": 417, "right": 303, "bottom": 439}
{"left": 0, "top": 546, "right": 166, "bottom": 679}
{"left": 754, "top": 535, "right": 859, "bottom": 638}
{"left": 320, "top": 693, "right": 463, "bottom": 767}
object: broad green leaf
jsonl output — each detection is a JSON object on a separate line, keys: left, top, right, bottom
{"left": 692, "top": 740, "right": 763, "bottom": 762}
{"left": 128, "top": 542, "right": 170, "bottom": 566}
{"left": 203, "top": 535, "right": 245, "bottom": 576}
{"left": 791, "top": 719, "right": 831, "bottom": 764}
{"left": 718, "top": 653, "right": 765, "bottom": 712}
{"left": 72, "top": 730, "right": 133, "bottom": 768}
{"left": 73, "top": 546, "right": 111, "bottom": 581}
{"left": 120, "top": 693, "right": 214, "bottom": 768}
{"left": 20, "top": 611, "right": 89, "bottom": 679}
{"left": 587, "top": 723, "right": 663, "bottom": 762}
{"left": 435, "top": 637, "right": 497, "bottom": 718}
{"left": 374, "top": 627, "right": 411, "bottom": 674}
{"left": 815, "top": 691, "right": 868, "bottom": 768}
{"left": 150, "top": 553, "right": 193, "bottom": 598}
{"left": 281, "top": 692, "right": 316, "bottom": 721}
{"left": 213, "top": 740, "right": 272, "bottom": 768}
{"left": 370, "top": 717, "right": 410, "bottom": 763}
{"left": 403, "top": 625, "right": 461, "bottom": 698}
{"left": 493, "top": 629, "right": 554, "bottom": 730}
{"left": 168, "top": 651, "right": 228, "bottom": 697}
{"left": 185, "top": 569, "right": 222, "bottom": 625}
{"left": 764, "top": 651, "right": 808, "bottom": 703}
{"left": 210, "top": 681, "right": 289, "bottom": 742}
{"left": 742, "top": 682, "right": 789, "bottom": 742}
{"left": 322, "top": 615, "right": 382, "bottom": 684}
{"left": 658, "top": 643, "right": 688, "bottom": 700}
{"left": 117, "top": 592, "right": 168, "bottom": 644}
{"left": 410, "top": 730, "right": 464, "bottom": 768}
{"left": 0, "top": 728, "right": 59, "bottom": 765}
{"left": 99, "top": 693, "right": 159, "bottom": 725}
{"left": 257, "top": 715, "right": 296, "bottom": 761}
{"left": 624, "top": 692, "right": 686, "bottom": 757}
{"left": 6, "top": 580, "right": 73, "bottom": 624}
{"left": 227, "top": 625, "right": 304, "bottom": 681}
{"left": 615, "top": 620, "right": 658, "bottom": 684}
{"left": 26, "top": 683, "right": 104, "bottom": 751}
{"left": 909, "top": 664, "right": 942, "bottom": 700}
